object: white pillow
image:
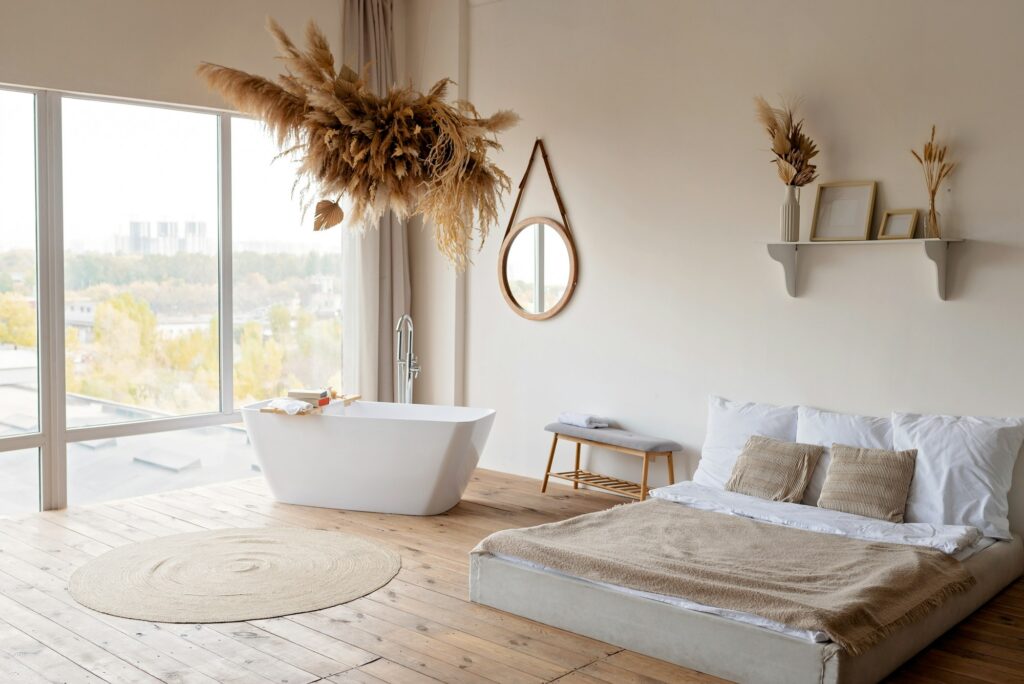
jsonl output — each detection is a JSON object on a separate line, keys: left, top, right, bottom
{"left": 893, "top": 412, "right": 1024, "bottom": 539}
{"left": 693, "top": 396, "right": 798, "bottom": 489}
{"left": 796, "top": 406, "right": 892, "bottom": 505}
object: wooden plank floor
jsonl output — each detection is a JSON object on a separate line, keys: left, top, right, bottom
{"left": 0, "top": 469, "right": 1021, "bottom": 683}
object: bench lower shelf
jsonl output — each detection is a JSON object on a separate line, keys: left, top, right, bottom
{"left": 548, "top": 469, "right": 645, "bottom": 499}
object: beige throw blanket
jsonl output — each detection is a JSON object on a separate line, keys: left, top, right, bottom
{"left": 473, "top": 500, "right": 975, "bottom": 654}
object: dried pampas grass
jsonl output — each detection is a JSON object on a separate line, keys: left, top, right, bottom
{"left": 197, "top": 18, "right": 518, "bottom": 268}
{"left": 755, "top": 96, "right": 819, "bottom": 187}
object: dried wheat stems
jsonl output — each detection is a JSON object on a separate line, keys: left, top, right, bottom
{"left": 197, "top": 18, "right": 518, "bottom": 268}
{"left": 911, "top": 126, "right": 956, "bottom": 239}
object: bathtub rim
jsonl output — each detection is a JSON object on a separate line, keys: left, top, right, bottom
{"left": 241, "top": 399, "right": 496, "bottom": 425}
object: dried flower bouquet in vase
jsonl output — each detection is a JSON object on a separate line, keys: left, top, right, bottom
{"left": 911, "top": 126, "right": 956, "bottom": 239}
{"left": 755, "top": 96, "right": 819, "bottom": 242}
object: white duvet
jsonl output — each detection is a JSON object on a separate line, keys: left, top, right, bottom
{"left": 496, "top": 482, "right": 991, "bottom": 643}
{"left": 651, "top": 481, "right": 984, "bottom": 556}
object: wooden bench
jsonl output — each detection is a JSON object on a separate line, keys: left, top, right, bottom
{"left": 541, "top": 422, "right": 682, "bottom": 501}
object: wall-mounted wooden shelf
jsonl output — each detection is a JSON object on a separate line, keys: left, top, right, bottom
{"left": 766, "top": 238, "right": 965, "bottom": 300}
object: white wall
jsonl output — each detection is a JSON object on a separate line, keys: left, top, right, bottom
{"left": 0, "top": 0, "right": 341, "bottom": 108}
{"left": 405, "top": 0, "right": 1024, "bottom": 529}
{"left": 400, "top": 0, "right": 466, "bottom": 406}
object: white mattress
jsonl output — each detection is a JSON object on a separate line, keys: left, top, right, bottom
{"left": 495, "top": 483, "right": 995, "bottom": 643}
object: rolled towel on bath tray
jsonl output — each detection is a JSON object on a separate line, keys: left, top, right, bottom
{"left": 557, "top": 412, "right": 611, "bottom": 429}
{"left": 260, "top": 398, "right": 322, "bottom": 416}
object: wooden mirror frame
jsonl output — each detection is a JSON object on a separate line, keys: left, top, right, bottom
{"left": 498, "top": 216, "right": 578, "bottom": 321}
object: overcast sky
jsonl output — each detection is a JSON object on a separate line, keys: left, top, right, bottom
{"left": 0, "top": 89, "right": 35, "bottom": 252}
{"left": 0, "top": 89, "right": 339, "bottom": 255}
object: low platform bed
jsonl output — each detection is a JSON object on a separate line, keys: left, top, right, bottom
{"left": 469, "top": 479, "right": 1024, "bottom": 684}
{"left": 471, "top": 398, "right": 1024, "bottom": 682}
{"left": 471, "top": 536, "right": 1023, "bottom": 684}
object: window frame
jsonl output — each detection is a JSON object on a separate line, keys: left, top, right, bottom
{"left": 0, "top": 84, "right": 270, "bottom": 511}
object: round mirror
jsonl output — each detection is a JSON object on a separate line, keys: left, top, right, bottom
{"left": 498, "top": 217, "right": 577, "bottom": 320}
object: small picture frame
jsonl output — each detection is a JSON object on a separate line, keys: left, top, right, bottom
{"left": 878, "top": 209, "right": 919, "bottom": 240}
{"left": 810, "top": 181, "right": 877, "bottom": 241}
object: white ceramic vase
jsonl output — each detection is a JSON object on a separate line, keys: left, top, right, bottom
{"left": 781, "top": 185, "right": 800, "bottom": 242}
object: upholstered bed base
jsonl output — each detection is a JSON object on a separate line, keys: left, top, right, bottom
{"left": 469, "top": 536, "right": 1023, "bottom": 684}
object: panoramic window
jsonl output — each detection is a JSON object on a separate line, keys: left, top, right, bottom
{"left": 0, "top": 89, "right": 40, "bottom": 514}
{"left": 0, "top": 91, "right": 348, "bottom": 511}
{"left": 230, "top": 117, "right": 343, "bottom": 408}
{"left": 0, "top": 448, "right": 39, "bottom": 515}
{"left": 0, "top": 89, "right": 39, "bottom": 437}
{"left": 67, "top": 425, "right": 252, "bottom": 506}
{"left": 61, "top": 97, "right": 220, "bottom": 427}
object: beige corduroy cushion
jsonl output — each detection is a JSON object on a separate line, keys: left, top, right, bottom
{"left": 725, "top": 435, "right": 823, "bottom": 503}
{"left": 817, "top": 444, "right": 918, "bottom": 522}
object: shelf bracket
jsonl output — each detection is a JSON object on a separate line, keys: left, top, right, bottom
{"left": 923, "top": 240, "right": 949, "bottom": 301}
{"left": 766, "top": 243, "right": 798, "bottom": 297}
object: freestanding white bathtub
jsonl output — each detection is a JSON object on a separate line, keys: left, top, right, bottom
{"left": 241, "top": 400, "right": 496, "bottom": 515}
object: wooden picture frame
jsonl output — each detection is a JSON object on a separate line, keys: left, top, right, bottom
{"left": 878, "top": 209, "right": 919, "bottom": 240}
{"left": 810, "top": 181, "right": 877, "bottom": 241}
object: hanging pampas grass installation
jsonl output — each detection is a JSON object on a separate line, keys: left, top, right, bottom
{"left": 197, "top": 19, "right": 518, "bottom": 268}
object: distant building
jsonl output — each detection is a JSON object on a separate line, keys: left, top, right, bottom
{"left": 117, "top": 221, "right": 213, "bottom": 255}
{"left": 310, "top": 274, "right": 335, "bottom": 295}
{"left": 65, "top": 300, "right": 96, "bottom": 343}
{"left": 309, "top": 274, "right": 342, "bottom": 316}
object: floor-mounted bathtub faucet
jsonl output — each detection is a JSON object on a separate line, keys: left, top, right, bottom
{"left": 395, "top": 314, "right": 420, "bottom": 404}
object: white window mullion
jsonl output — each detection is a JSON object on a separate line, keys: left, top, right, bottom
{"left": 66, "top": 411, "right": 239, "bottom": 444}
{"left": 217, "top": 115, "right": 234, "bottom": 413}
{"left": 36, "top": 90, "right": 67, "bottom": 511}
{"left": 0, "top": 433, "right": 44, "bottom": 453}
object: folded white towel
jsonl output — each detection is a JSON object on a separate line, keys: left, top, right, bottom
{"left": 267, "top": 398, "right": 315, "bottom": 415}
{"left": 558, "top": 412, "right": 610, "bottom": 429}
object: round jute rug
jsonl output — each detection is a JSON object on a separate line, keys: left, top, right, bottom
{"left": 68, "top": 528, "right": 401, "bottom": 623}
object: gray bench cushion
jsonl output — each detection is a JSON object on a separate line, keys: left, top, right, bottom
{"left": 545, "top": 422, "right": 682, "bottom": 453}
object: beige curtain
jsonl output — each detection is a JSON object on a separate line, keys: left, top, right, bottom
{"left": 341, "top": 0, "right": 411, "bottom": 402}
